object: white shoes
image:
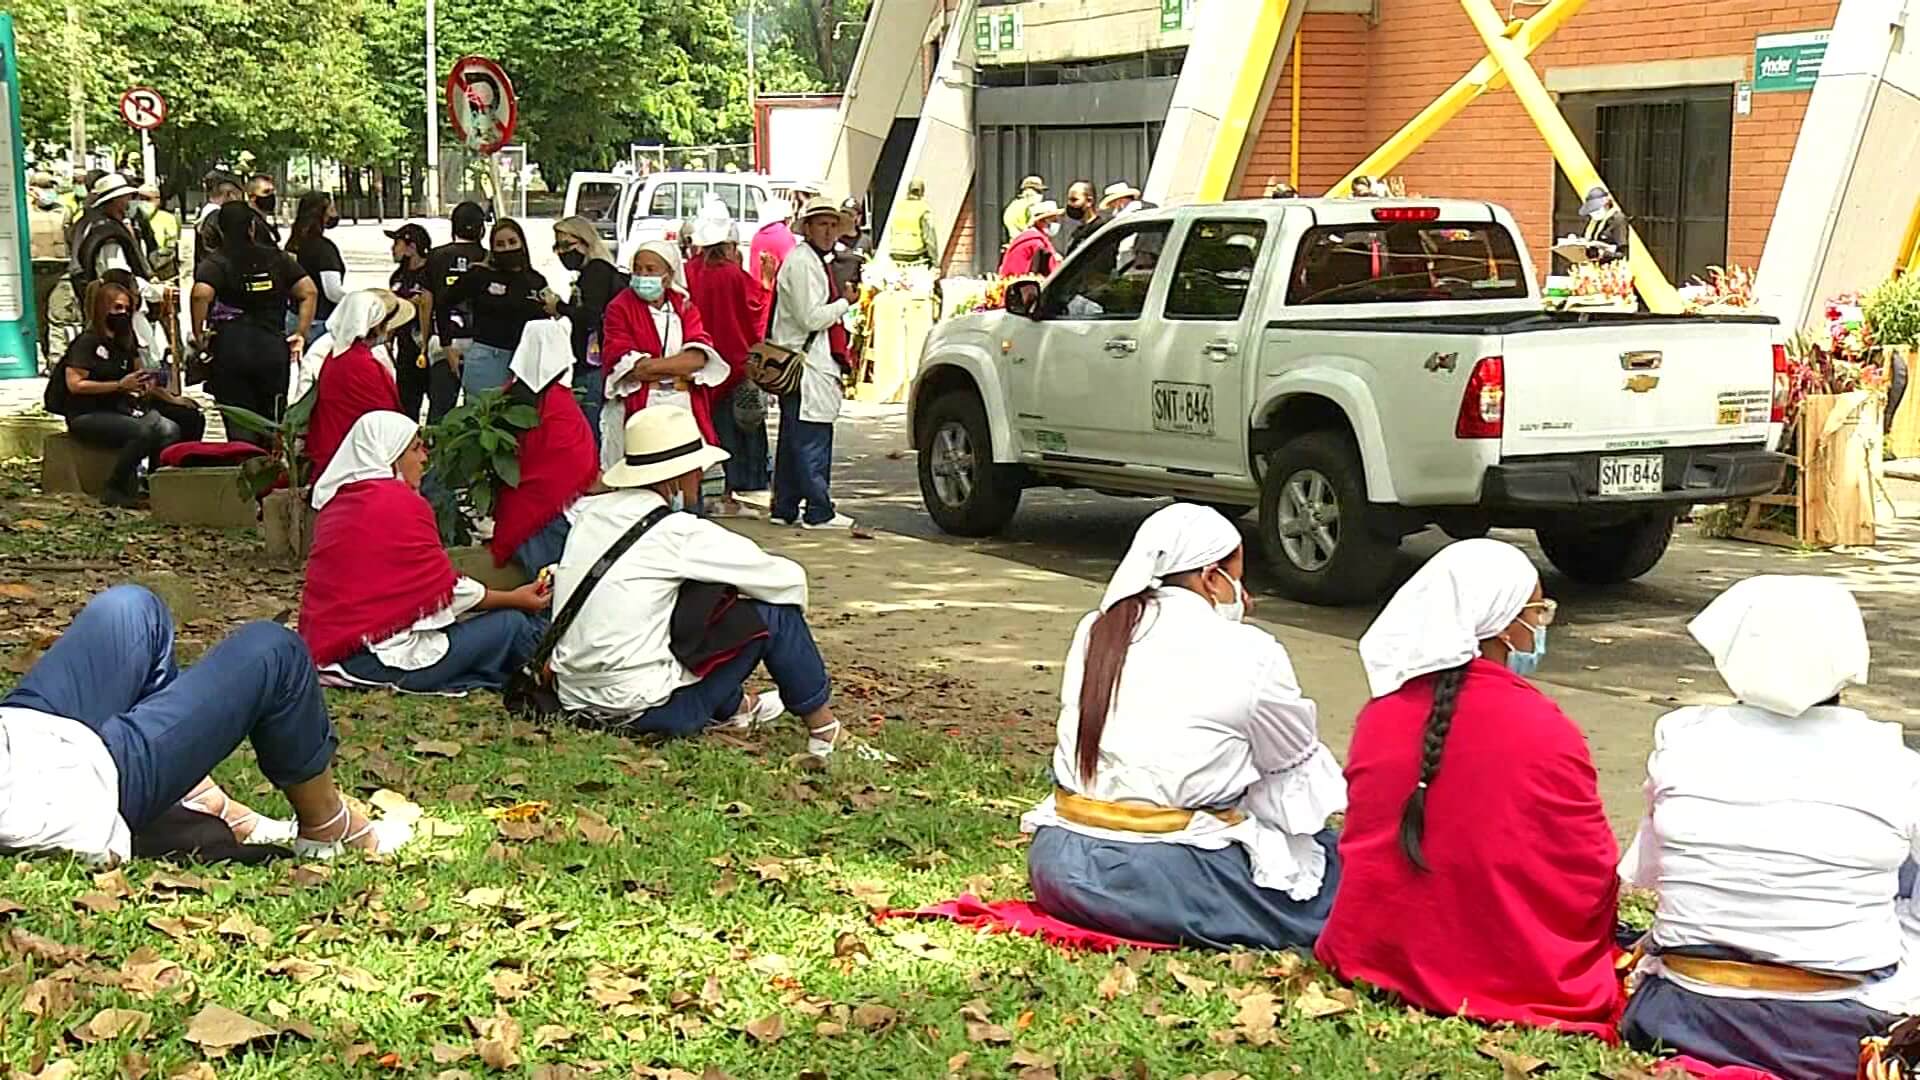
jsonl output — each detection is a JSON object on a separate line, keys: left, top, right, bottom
{"left": 289, "top": 803, "right": 416, "bottom": 860}
{"left": 715, "top": 690, "right": 786, "bottom": 731}
{"left": 801, "top": 514, "right": 858, "bottom": 531}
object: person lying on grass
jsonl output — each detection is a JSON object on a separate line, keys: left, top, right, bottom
{"left": 0, "top": 584, "right": 414, "bottom": 863}
{"left": 549, "top": 405, "right": 844, "bottom": 755}
{"left": 1020, "top": 503, "right": 1347, "bottom": 952}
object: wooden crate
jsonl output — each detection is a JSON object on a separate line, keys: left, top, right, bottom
{"left": 1731, "top": 392, "right": 1882, "bottom": 549}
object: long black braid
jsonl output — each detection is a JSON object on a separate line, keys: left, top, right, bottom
{"left": 1398, "top": 664, "right": 1467, "bottom": 872}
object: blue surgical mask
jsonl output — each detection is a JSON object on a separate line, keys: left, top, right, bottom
{"left": 1503, "top": 619, "right": 1547, "bottom": 677}
{"left": 631, "top": 275, "right": 665, "bottom": 303}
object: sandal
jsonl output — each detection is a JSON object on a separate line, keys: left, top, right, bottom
{"left": 181, "top": 786, "right": 297, "bottom": 846}
{"left": 806, "top": 719, "right": 842, "bottom": 758}
{"left": 290, "top": 802, "right": 415, "bottom": 860}
{"left": 715, "top": 690, "right": 785, "bottom": 732}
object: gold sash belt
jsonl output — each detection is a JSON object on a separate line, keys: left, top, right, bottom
{"left": 1053, "top": 787, "right": 1245, "bottom": 834}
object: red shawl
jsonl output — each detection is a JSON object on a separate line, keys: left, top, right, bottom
{"left": 999, "top": 226, "right": 1059, "bottom": 278}
{"left": 299, "top": 477, "right": 458, "bottom": 666}
{"left": 1315, "top": 659, "right": 1624, "bottom": 1039}
{"left": 306, "top": 342, "right": 401, "bottom": 479}
{"left": 490, "top": 381, "right": 598, "bottom": 567}
{"left": 602, "top": 289, "right": 724, "bottom": 444}
{"left": 683, "top": 255, "right": 766, "bottom": 395}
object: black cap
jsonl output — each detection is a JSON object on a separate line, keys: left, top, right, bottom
{"left": 450, "top": 201, "right": 486, "bottom": 240}
{"left": 385, "top": 222, "right": 431, "bottom": 250}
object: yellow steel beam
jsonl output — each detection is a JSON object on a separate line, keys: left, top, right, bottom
{"left": 1456, "top": 0, "right": 1682, "bottom": 313}
{"left": 1196, "top": 0, "right": 1293, "bottom": 201}
{"left": 1289, "top": 33, "right": 1302, "bottom": 189}
{"left": 1330, "top": 0, "right": 1590, "bottom": 197}
{"left": 1899, "top": 192, "right": 1920, "bottom": 276}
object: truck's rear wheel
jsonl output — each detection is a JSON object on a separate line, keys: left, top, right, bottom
{"left": 1258, "top": 432, "right": 1398, "bottom": 605}
{"left": 917, "top": 391, "right": 1022, "bottom": 537}
{"left": 1537, "top": 512, "right": 1675, "bottom": 585}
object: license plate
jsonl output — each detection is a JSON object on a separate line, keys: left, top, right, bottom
{"left": 1599, "top": 454, "right": 1663, "bottom": 496}
{"left": 1151, "top": 381, "right": 1214, "bottom": 435}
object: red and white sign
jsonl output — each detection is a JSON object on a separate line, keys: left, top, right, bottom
{"left": 445, "top": 56, "right": 517, "bottom": 155}
{"left": 118, "top": 87, "right": 167, "bottom": 131}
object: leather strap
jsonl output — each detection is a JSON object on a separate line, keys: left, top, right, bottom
{"left": 1053, "top": 787, "right": 1246, "bottom": 834}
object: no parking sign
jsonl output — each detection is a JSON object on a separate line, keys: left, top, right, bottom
{"left": 445, "top": 56, "right": 516, "bottom": 155}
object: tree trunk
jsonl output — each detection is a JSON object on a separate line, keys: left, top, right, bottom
{"left": 806, "top": 0, "right": 836, "bottom": 86}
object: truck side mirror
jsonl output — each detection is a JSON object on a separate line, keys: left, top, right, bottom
{"left": 1004, "top": 280, "right": 1042, "bottom": 319}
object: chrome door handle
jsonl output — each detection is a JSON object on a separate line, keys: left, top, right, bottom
{"left": 1104, "top": 337, "right": 1138, "bottom": 355}
{"left": 1203, "top": 340, "right": 1240, "bottom": 361}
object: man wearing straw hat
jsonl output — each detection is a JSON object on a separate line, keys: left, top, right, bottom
{"left": 550, "top": 406, "right": 847, "bottom": 757}
{"left": 768, "top": 195, "right": 861, "bottom": 531}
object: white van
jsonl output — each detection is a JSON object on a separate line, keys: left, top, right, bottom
{"left": 563, "top": 170, "right": 781, "bottom": 263}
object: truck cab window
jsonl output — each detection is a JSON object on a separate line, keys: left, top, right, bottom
{"left": 1166, "top": 220, "right": 1267, "bottom": 320}
{"left": 1286, "top": 221, "right": 1529, "bottom": 305}
{"left": 1042, "top": 222, "right": 1173, "bottom": 321}
{"left": 647, "top": 183, "right": 677, "bottom": 218}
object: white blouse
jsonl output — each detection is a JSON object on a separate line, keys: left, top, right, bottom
{"left": 1621, "top": 703, "right": 1920, "bottom": 1013}
{"left": 0, "top": 706, "right": 129, "bottom": 864}
{"left": 354, "top": 576, "right": 488, "bottom": 672}
{"left": 1021, "top": 587, "right": 1347, "bottom": 901}
{"left": 599, "top": 301, "right": 729, "bottom": 472}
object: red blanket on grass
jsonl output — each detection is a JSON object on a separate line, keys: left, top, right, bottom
{"left": 878, "top": 894, "right": 1172, "bottom": 953}
{"left": 305, "top": 341, "right": 401, "bottom": 479}
{"left": 489, "top": 381, "right": 598, "bottom": 568}
{"left": 299, "top": 477, "right": 457, "bottom": 666}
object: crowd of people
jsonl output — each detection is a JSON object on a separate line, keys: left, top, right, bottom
{"left": 996, "top": 174, "right": 1151, "bottom": 278}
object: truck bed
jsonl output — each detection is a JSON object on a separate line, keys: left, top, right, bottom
{"left": 1269, "top": 311, "right": 1779, "bottom": 335}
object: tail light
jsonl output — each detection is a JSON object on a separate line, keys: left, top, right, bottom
{"left": 1372, "top": 206, "right": 1441, "bottom": 222}
{"left": 1455, "top": 356, "right": 1505, "bottom": 439}
{"left": 1770, "top": 344, "right": 1789, "bottom": 423}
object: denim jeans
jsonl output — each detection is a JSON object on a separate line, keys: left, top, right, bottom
{"left": 460, "top": 341, "right": 514, "bottom": 401}
{"left": 626, "top": 602, "right": 831, "bottom": 738}
{"left": 0, "top": 585, "right": 337, "bottom": 830}
{"left": 426, "top": 359, "right": 462, "bottom": 424}
{"left": 336, "top": 609, "right": 546, "bottom": 693}
{"left": 772, "top": 393, "right": 835, "bottom": 524}
{"left": 66, "top": 403, "right": 206, "bottom": 495}
{"left": 712, "top": 390, "right": 770, "bottom": 494}
{"left": 514, "top": 516, "right": 571, "bottom": 577}
{"left": 573, "top": 365, "right": 606, "bottom": 455}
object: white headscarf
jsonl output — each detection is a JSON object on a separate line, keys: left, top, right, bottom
{"left": 510, "top": 318, "right": 575, "bottom": 393}
{"left": 311, "top": 411, "right": 418, "bottom": 510}
{"left": 1100, "top": 503, "right": 1242, "bottom": 612}
{"left": 1689, "top": 575, "right": 1868, "bottom": 717}
{"left": 325, "top": 291, "right": 393, "bottom": 359}
{"left": 1358, "top": 539, "right": 1539, "bottom": 698}
{"left": 633, "top": 239, "right": 689, "bottom": 298}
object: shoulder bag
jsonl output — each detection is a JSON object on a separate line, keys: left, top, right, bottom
{"left": 743, "top": 286, "right": 816, "bottom": 398}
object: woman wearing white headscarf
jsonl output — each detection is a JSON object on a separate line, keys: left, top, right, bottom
{"left": 303, "top": 290, "right": 410, "bottom": 478}
{"left": 1316, "top": 539, "right": 1624, "bottom": 1038}
{"left": 297, "top": 411, "right": 551, "bottom": 694}
{"left": 1618, "top": 576, "right": 1920, "bottom": 1079}
{"left": 1019, "top": 503, "right": 1346, "bottom": 951}
{"left": 489, "top": 319, "right": 599, "bottom": 575}
{"left": 598, "top": 238, "right": 730, "bottom": 476}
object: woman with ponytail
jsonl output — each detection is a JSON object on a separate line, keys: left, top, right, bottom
{"left": 1316, "top": 539, "right": 1621, "bottom": 1038}
{"left": 1020, "top": 504, "right": 1346, "bottom": 951}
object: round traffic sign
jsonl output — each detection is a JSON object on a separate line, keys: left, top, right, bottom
{"left": 445, "top": 56, "right": 517, "bottom": 155}
{"left": 118, "top": 87, "right": 167, "bottom": 131}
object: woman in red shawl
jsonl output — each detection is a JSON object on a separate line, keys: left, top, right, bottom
{"left": 598, "top": 240, "right": 732, "bottom": 480}
{"left": 490, "top": 319, "right": 598, "bottom": 573}
{"left": 684, "top": 202, "right": 770, "bottom": 513}
{"left": 304, "top": 291, "right": 404, "bottom": 478}
{"left": 1316, "top": 539, "right": 1623, "bottom": 1040}
{"left": 298, "top": 411, "right": 551, "bottom": 693}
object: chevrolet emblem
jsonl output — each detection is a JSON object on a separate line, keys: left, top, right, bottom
{"left": 1424, "top": 351, "right": 1458, "bottom": 373}
{"left": 1624, "top": 374, "right": 1660, "bottom": 393}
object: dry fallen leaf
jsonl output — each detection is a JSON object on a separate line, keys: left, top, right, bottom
{"left": 1164, "top": 958, "right": 1216, "bottom": 997}
{"left": 574, "top": 807, "right": 620, "bottom": 845}
{"left": 1477, "top": 1042, "right": 1550, "bottom": 1079}
{"left": 530, "top": 1024, "right": 575, "bottom": 1049}
{"left": 369, "top": 788, "right": 424, "bottom": 824}
{"left": 709, "top": 870, "right": 739, "bottom": 898}
{"left": 470, "top": 1010, "right": 523, "bottom": 1070}
{"left": 457, "top": 887, "right": 507, "bottom": 910}
{"left": 74, "top": 891, "right": 122, "bottom": 914}
{"left": 412, "top": 738, "right": 465, "bottom": 758}
{"left": 744, "top": 1013, "right": 786, "bottom": 1044}
{"left": 70, "top": 1007, "right": 153, "bottom": 1044}
{"left": 431, "top": 1042, "right": 473, "bottom": 1063}
{"left": 851, "top": 1004, "right": 898, "bottom": 1032}
{"left": 1096, "top": 962, "right": 1138, "bottom": 1001}
{"left": 183, "top": 1004, "right": 280, "bottom": 1054}
{"left": 489, "top": 969, "right": 531, "bottom": 1002}
{"left": 965, "top": 1021, "right": 1013, "bottom": 1045}
{"left": 215, "top": 912, "right": 272, "bottom": 947}
{"left": 145, "top": 870, "right": 209, "bottom": 894}
{"left": 1292, "top": 982, "right": 1355, "bottom": 1020}
{"left": 264, "top": 958, "right": 327, "bottom": 983}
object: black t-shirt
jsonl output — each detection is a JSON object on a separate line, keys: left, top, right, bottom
{"left": 441, "top": 264, "right": 549, "bottom": 351}
{"left": 196, "top": 249, "right": 307, "bottom": 331}
{"left": 556, "top": 258, "right": 626, "bottom": 365}
{"left": 423, "top": 240, "right": 489, "bottom": 340}
{"left": 389, "top": 260, "right": 430, "bottom": 344}
{"left": 294, "top": 235, "right": 346, "bottom": 321}
{"left": 58, "top": 332, "right": 140, "bottom": 417}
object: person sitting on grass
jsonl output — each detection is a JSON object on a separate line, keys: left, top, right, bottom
{"left": 490, "top": 319, "right": 599, "bottom": 577}
{"left": 550, "top": 406, "right": 843, "bottom": 755}
{"left": 1315, "top": 539, "right": 1622, "bottom": 1038}
{"left": 1619, "top": 576, "right": 1920, "bottom": 1080}
{"left": 303, "top": 290, "right": 406, "bottom": 477}
{"left": 1020, "top": 503, "right": 1347, "bottom": 952}
{"left": 299, "top": 411, "right": 550, "bottom": 693}
{"left": 0, "top": 584, "right": 414, "bottom": 862}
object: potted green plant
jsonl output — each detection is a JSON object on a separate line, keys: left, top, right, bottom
{"left": 422, "top": 389, "right": 541, "bottom": 547}
{"left": 220, "top": 386, "right": 317, "bottom": 562}
{"left": 1866, "top": 275, "right": 1920, "bottom": 453}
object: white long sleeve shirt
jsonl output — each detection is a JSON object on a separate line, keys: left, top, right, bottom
{"left": 551, "top": 489, "right": 809, "bottom": 715}
{"left": 0, "top": 707, "right": 129, "bottom": 864}
{"left": 1621, "top": 703, "right": 1920, "bottom": 1013}
{"left": 769, "top": 244, "right": 849, "bottom": 424}
{"left": 1020, "top": 588, "right": 1347, "bottom": 901}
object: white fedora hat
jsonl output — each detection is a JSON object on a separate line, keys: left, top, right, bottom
{"left": 91, "top": 173, "right": 140, "bottom": 207}
{"left": 603, "top": 405, "right": 729, "bottom": 489}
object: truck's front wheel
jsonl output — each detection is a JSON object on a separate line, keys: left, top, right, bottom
{"left": 1258, "top": 432, "right": 1398, "bottom": 606}
{"left": 917, "top": 392, "right": 1023, "bottom": 536}
{"left": 1536, "top": 512, "right": 1675, "bottom": 585}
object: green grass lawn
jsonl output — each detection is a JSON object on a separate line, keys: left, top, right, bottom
{"left": 0, "top": 468, "right": 1669, "bottom": 1079}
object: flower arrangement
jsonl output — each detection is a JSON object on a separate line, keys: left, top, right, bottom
{"left": 954, "top": 275, "right": 1044, "bottom": 315}
{"left": 1566, "top": 260, "right": 1634, "bottom": 304}
{"left": 1777, "top": 295, "right": 1886, "bottom": 432}
{"left": 1682, "top": 265, "right": 1757, "bottom": 313}
{"left": 859, "top": 258, "right": 941, "bottom": 294}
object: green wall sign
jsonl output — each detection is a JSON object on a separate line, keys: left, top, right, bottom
{"left": 1754, "top": 28, "right": 1830, "bottom": 92}
{"left": 0, "top": 15, "right": 37, "bottom": 378}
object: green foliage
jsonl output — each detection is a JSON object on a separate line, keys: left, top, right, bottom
{"left": 1865, "top": 274, "right": 1920, "bottom": 349}
{"left": 422, "top": 388, "right": 539, "bottom": 545}
{"left": 753, "top": 0, "right": 870, "bottom": 93}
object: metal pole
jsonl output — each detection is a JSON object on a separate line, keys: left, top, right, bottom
{"left": 424, "top": 0, "right": 440, "bottom": 215}
{"left": 65, "top": 0, "right": 85, "bottom": 163}
{"left": 139, "top": 128, "right": 155, "bottom": 183}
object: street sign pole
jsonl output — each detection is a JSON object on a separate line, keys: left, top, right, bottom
{"left": 0, "top": 14, "right": 37, "bottom": 378}
{"left": 424, "top": 0, "right": 439, "bottom": 215}
{"left": 139, "top": 127, "right": 155, "bottom": 183}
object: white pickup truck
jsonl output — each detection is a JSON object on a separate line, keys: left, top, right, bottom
{"left": 907, "top": 198, "right": 1788, "bottom": 604}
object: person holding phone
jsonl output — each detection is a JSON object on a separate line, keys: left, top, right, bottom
{"left": 48, "top": 278, "right": 204, "bottom": 507}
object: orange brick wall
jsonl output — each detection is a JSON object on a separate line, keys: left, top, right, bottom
{"left": 946, "top": 181, "right": 976, "bottom": 274}
{"left": 1240, "top": 0, "right": 1839, "bottom": 271}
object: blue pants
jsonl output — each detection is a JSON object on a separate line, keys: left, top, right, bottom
{"left": 573, "top": 365, "right": 606, "bottom": 454}
{"left": 712, "top": 390, "right": 770, "bottom": 494}
{"left": 514, "top": 516, "right": 571, "bottom": 577}
{"left": 1623, "top": 974, "right": 1895, "bottom": 1080}
{"left": 1, "top": 585, "right": 336, "bottom": 831}
{"left": 337, "top": 609, "right": 544, "bottom": 693}
{"left": 460, "top": 341, "right": 514, "bottom": 401}
{"left": 772, "top": 393, "right": 835, "bottom": 524}
{"left": 627, "top": 602, "right": 831, "bottom": 738}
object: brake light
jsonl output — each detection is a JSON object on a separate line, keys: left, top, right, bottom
{"left": 1770, "top": 344, "right": 1789, "bottom": 424}
{"left": 1455, "top": 356, "right": 1505, "bottom": 439}
{"left": 1372, "top": 206, "right": 1442, "bottom": 223}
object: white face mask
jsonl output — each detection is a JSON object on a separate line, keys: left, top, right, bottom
{"left": 1211, "top": 567, "right": 1246, "bottom": 624}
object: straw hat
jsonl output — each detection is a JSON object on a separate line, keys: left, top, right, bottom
{"left": 1027, "top": 200, "right": 1065, "bottom": 225}
{"left": 1020, "top": 175, "right": 1046, "bottom": 193}
{"left": 602, "top": 406, "right": 729, "bottom": 489}
{"left": 1098, "top": 182, "right": 1141, "bottom": 210}
{"left": 90, "top": 173, "right": 139, "bottom": 207}
{"left": 796, "top": 194, "right": 853, "bottom": 235}
{"left": 371, "top": 290, "right": 417, "bottom": 335}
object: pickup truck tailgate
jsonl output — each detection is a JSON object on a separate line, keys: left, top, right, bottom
{"left": 1499, "top": 318, "right": 1775, "bottom": 458}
